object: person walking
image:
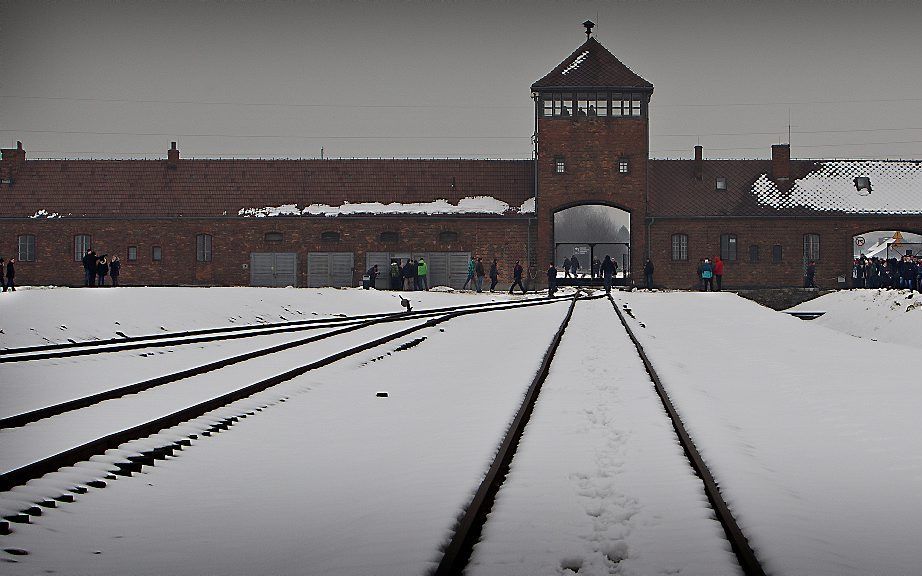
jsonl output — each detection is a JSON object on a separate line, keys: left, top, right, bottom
{"left": 96, "top": 256, "right": 109, "bottom": 287}
{"left": 805, "top": 261, "right": 816, "bottom": 288}
{"left": 0, "top": 258, "right": 6, "bottom": 292}
{"left": 475, "top": 257, "right": 486, "bottom": 293}
{"left": 713, "top": 256, "right": 724, "bottom": 291}
{"left": 4, "top": 258, "right": 15, "bottom": 291}
{"left": 508, "top": 260, "right": 526, "bottom": 295}
{"left": 110, "top": 255, "right": 121, "bottom": 287}
{"left": 489, "top": 258, "right": 499, "bottom": 292}
{"left": 462, "top": 256, "right": 476, "bottom": 290}
{"left": 570, "top": 254, "right": 581, "bottom": 278}
{"left": 417, "top": 257, "right": 429, "bottom": 291}
{"left": 600, "top": 254, "right": 616, "bottom": 294}
{"left": 563, "top": 257, "right": 572, "bottom": 278}
{"left": 700, "top": 258, "right": 714, "bottom": 291}
{"left": 82, "top": 249, "right": 97, "bottom": 287}
{"left": 643, "top": 258, "right": 655, "bottom": 290}
{"left": 546, "top": 262, "right": 558, "bottom": 297}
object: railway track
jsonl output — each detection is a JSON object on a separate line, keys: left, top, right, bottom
{"left": 434, "top": 293, "right": 767, "bottom": 576}
{"left": 0, "top": 295, "right": 589, "bottom": 534}
{"left": 0, "top": 294, "right": 576, "bottom": 364}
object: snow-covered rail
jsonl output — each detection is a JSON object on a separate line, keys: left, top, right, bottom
{"left": 0, "top": 296, "right": 596, "bottom": 532}
{"left": 0, "top": 294, "right": 576, "bottom": 363}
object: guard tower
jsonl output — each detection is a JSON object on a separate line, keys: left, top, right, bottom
{"left": 532, "top": 21, "right": 653, "bottom": 285}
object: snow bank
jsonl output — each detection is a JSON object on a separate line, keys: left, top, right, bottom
{"left": 789, "top": 288, "right": 922, "bottom": 350}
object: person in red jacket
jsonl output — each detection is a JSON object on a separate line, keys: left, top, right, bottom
{"left": 713, "top": 256, "right": 724, "bottom": 291}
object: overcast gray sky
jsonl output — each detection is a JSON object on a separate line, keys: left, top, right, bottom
{"left": 2, "top": 0, "right": 920, "bottom": 160}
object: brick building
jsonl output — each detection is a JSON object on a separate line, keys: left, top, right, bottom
{"left": 2, "top": 27, "right": 921, "bottom": 290}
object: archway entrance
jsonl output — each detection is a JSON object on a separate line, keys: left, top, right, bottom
{"left": 851, "top": 229, "right": 922, "bottom": 288}
{"left": 554, "top": 204, "right": 630, "bottom": 285}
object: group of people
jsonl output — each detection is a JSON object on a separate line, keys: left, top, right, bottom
{"left": 0, "top": 257, "right": 16, "bottom": 292}
{"left": 378, "top": 258, "right": 430, "bottom": 291}
{"left": 696, "top": 257, "right": 725, "bottom": 291}
{"left": 852, "top": 254, "right": 921, "bottom": 291}
{"left": 82, "top": 250, "right": 121, "bottom": 287}
{"left": 550, "top": 254, "right": 630, "bottom": 295}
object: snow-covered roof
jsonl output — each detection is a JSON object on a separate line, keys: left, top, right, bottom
{"left": 752, "top": 161, "right": 922, "bottom": 214}
{"left": 238, "top": 196, "right": 537, "bottom": 217}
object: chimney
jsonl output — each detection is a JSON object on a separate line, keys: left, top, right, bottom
{"left": 167, "top": 141, "right": 179, "bottom": 168}
{"left": 693, "top": 145, "right": 703, "bottom": 180}
{"left": 1, "top": 141, "right": 26, "bottom": 185}
{"left": 772, "top": 144, "right": 790, "bottom": 181}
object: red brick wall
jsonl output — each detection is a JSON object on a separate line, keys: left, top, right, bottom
{"left": 0, "top": 217, "right": 534, "bottom": 288}
{"left": 648, "top": 216, "right": 922, "bottom": 290}
{"left": 536, "top": 115, "right": 649, "bottom": 285}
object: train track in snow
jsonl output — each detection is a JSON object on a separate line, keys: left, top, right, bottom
{"left": 434, "top": 293, "right": 767, "bottom": 576}
{"left": 0, "top": 295, "right": 587, "bottom": 536}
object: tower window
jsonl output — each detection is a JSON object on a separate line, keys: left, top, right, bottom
{"left": 555, "top": 157, "right": 566, "bottom": 174}
{"left": 618, "top": 158, "right": 629, "bottom": 174}
{"left": 716, "top": 177, "right": 727, "bottom": 190}
{"left": 612, "top": 92, "right": 643, "bottom": 117}
{"left": 595, "top": 92, "right": 609, "bottom": 116}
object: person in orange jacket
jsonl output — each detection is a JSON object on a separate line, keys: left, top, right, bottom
{"left": 713, "top": 256, "right": 724, "bottom": 291}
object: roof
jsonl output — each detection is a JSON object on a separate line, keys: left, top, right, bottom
{"left": 648, "top": 159, "right": 922, "bottom": 217}
{"left": 531, "top": 37, "right": 653, "bottom": 90}
{"left": 0, "top": 159, "right": 535, "bottom": 218}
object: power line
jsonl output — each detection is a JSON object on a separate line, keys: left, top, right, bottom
{"left": 3, "top": 93, "right": 921, "bottom": 109}
{"left": 652, "top": 140, "right": 922, "bottom": 154}
{"left": 0, "top": 129, "right": 530, "bottom": 140}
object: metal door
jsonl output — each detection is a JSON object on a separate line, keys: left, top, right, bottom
{"left": 307, "top": 252, "right": 354, "bottom": 288}
{"left": 366, "top": 252, "right": 392, "bottom": 289}
{"left": 250, "top": 253, "right": 298, "bottom": 287}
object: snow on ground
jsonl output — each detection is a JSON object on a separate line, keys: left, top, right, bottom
{"left": 0, "top": 286, "right": 533, "bottom": 349}
{"left": 468, "top": 297, "right": 740, "bottom": 576}
{"left": 617, "top": 291, "right": 922, "bottom": 576}
{"left": 788, "top": 288, "right": 922, "bottom": 350}
{"left": 0, "top": 301, "right": 570, "bottom": 575}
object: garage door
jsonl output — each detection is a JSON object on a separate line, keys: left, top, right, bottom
{"left": 250, "top": 253, "right": 298, "bottom": 287}
{"left": 307, "top": 252, "right": 355, "bottom": 288}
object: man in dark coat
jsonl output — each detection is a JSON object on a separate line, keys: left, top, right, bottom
{"left": 508, "top": 260, "right": 526, "bottom": 295}
{"left": 643, "top": 258, "right": 655, "bottom": 290}
{"left": 5, "top": 258, "right": 15, "bottom": 291}
{"left": 365, "top": 264, "right": 379, "bottom": 290}
{"left": 475, "top": 257, "right": 486, "bottom": 293}
{"left": 600, "top": 255, "right": 616, "bottom": 294}
{"left": 110, "top": 256, "right": 121, "bottom": 287}
{"left": 805, "top": 261, "right": 817, "bottom": 288}
{"left": 546, "top": 262, "right": 558, "bottom": 297}
{"left": 570, "top": 254, "right": 581, "bottom": 278}
{"left": 563, "top": 257, "right": 572, "bottom": 278}
{"left": 96, "top": 256, "right": 109, "bottom": 287}
{"left": 82, "top": 250, "right": 97, "bottom": 287}
{"left": 402, "top": 260, "right": 415, "bottom": 291}
{"left": 489, "top": 259, "right": 499, "bottom": 292}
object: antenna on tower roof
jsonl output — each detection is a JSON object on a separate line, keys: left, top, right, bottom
{"left": 583, "top": 20, "right": 595, "bottom": 39}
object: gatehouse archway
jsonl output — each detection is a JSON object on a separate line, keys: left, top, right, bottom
{"left": 553, "top": 204, "right": 630, "bottom": 283}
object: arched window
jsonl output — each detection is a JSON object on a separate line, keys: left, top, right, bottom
{"left": 321, "top": 231, "right": 340, "bottom": 242}
{"left": 196, "top": 234, "right": 213, "bottom": 262}
{"left": 804, "top": 234, "right": 820, "bottom": 261}
{"left": 379, "top": 231, "right": 399, "bottom": 243}
{"left": 264, "top": 232, "right": 283, "bottom": 243}
{"left": 671, "top": 234, "right": 688, "bottom": 261}
{"left": 720, "top": 233, "right": 738, "bottom": 261}
{"left": 438, "top": 231, "right": 458, "bottom": 243}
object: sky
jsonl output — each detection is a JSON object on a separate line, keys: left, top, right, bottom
{"left": 1, "top": 0, "right": 921, "bottom": 161}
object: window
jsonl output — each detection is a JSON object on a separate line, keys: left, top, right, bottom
{"left": 595, "top": 92, "right": 609, "bottom": 116}
{"left": 618, "top": 157, "right": 629, "bottom": 174}
{"left": 379, "top": 231, "right": 399, "bottom": 243}
{"left": 264, "top": 232, "right": 283, "bottom": 243}
{"left": 542, "top": 92, "right": 615, "bottom": 118}
{"left": 321, "top": 231, "right": 340, "bottom": 242}
{"left": 671, "top": 234, "right": 688, "bottom": 261}
{"left": 612, "top": 92, "right": 643, "bottom": 117}
{"left": 152, "top": 246, "right": 162, "bottom": 261}
{"left": 772, "top": 244, "right": 783, "bottom": 263}
{"left": 576, "top": 92, "right": 592, "bottom": 116}
{"left": 196, "top": 234, "right": 213, "bottom": 261}
{"left": 720, "top": 233, "right": 738, "bottom": 261}
{"left": 128, "top": 246, "right": 138, "bottom": 261}
{"left": 18, "top": 235, "right": 35, "bottom": 262}
{"left": 555, "top": 157, "right": 565, "bottom": 174}
{"left": 438, "top": 231, "right": 459, "bottom": 243}
{"left": 716, "top": 177, "right": 727, "bottom": 190}
{"left": 749, "top": 244, "right": 760, "bottom": 263}
{"left": 560, "top": 93, "right": 572, "bottom": 116}
{"left": 804, "top": 234, "right": 820, "bottom": 261}
{"left": 74, "top": 235, "right": 91, "bottom": 261}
